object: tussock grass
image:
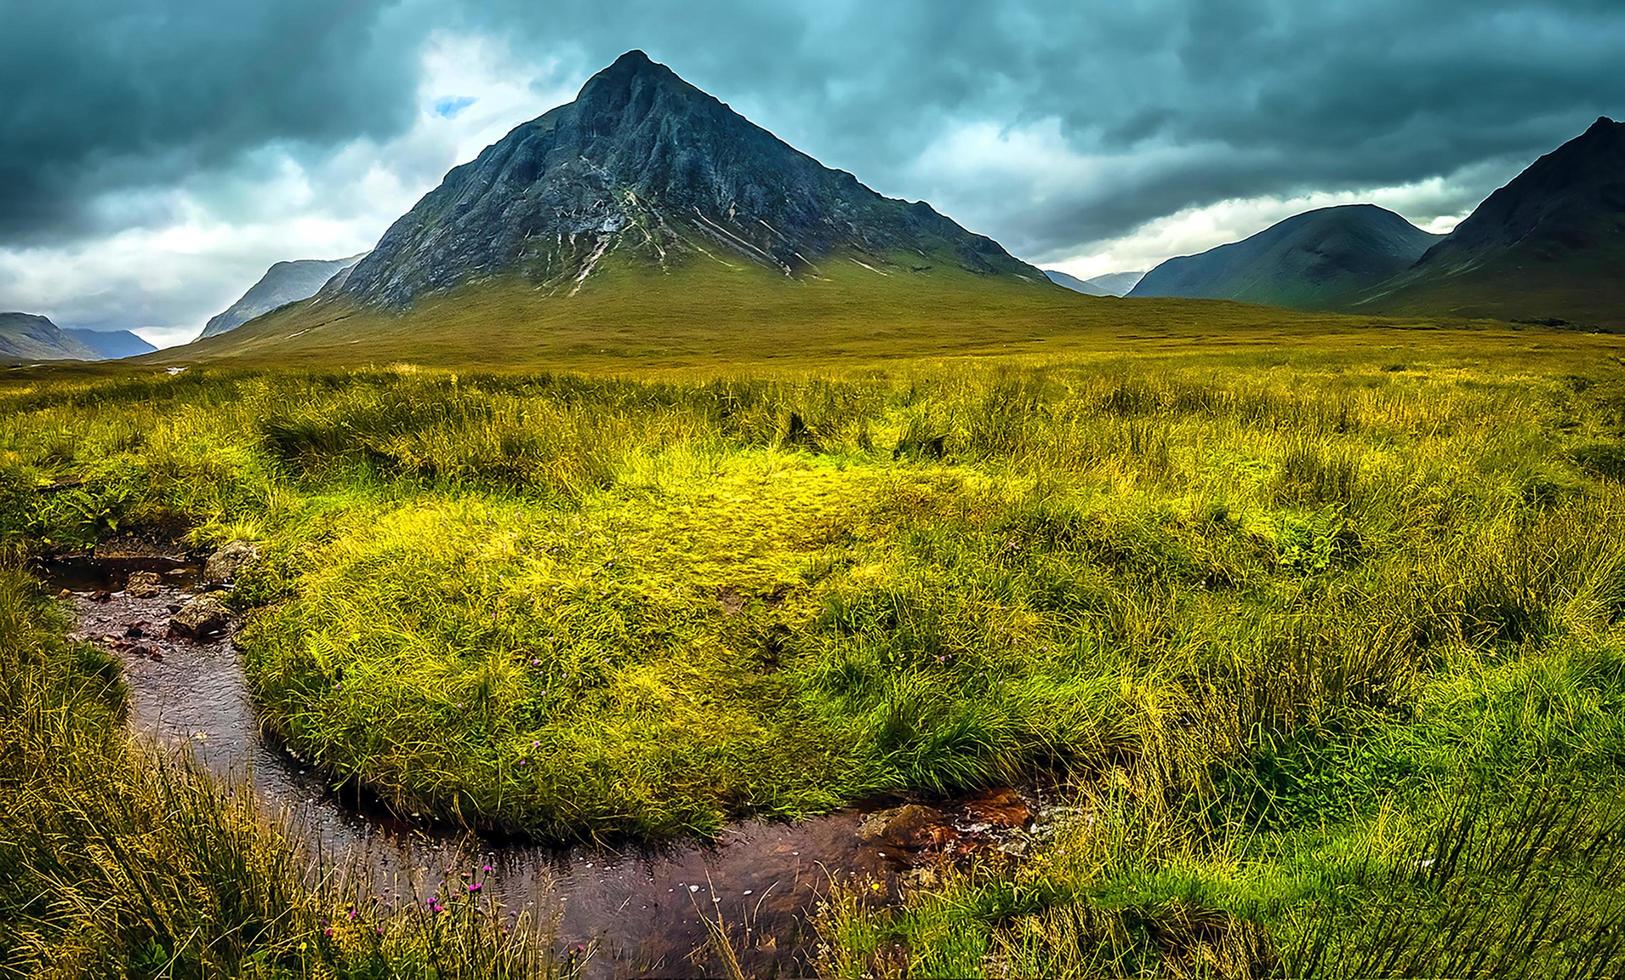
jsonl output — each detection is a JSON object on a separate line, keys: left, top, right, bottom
{"left": 4, "top": 322, "right": 1625, "bottom": 972}
{"left": 0, "top": 567, "right": 565, "bottom": 978}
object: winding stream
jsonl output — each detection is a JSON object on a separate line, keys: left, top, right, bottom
{"left": 49, "top": 556, "right": 1051, "bottom": 977}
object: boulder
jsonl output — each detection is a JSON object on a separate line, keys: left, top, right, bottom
{"left": 169, "top": 595, "right": 230, "bottom": 639}
{"left": 857, "top": 803, "right": 942, "bottom": 848}
{"left": 126, "top": 570, "right": 163, "bottom": 598}
{"left": 205, "top": 540, "right": 260, "bottom": 584}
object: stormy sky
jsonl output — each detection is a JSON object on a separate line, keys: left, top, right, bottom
{"left": 3, "top": 0, "right": 1622, "bottom": 347}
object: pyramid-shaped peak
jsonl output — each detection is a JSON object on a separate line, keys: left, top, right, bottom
{"left": 610, "top": 49, "right": 656, "bottom": 70}
{"left": 335, "top": 48, "right": 1043, "bottom": 307}
{"left": 584, "top": 49, "right": 680, "bottom": 87}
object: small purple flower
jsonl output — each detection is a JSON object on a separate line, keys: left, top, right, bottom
{"left": 482, "top": 864, "right": 492, "bottom": 873}
{"left": 468, "top": 882, "right": 482, "bottom": 893}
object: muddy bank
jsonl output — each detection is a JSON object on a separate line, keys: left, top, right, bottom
{"left": 47, "top": 556, "right": 1063, "bottom": 977}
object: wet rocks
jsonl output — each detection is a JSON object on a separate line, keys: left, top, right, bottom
{"left": 857, "top": 804, "right": 942, "bottom": 848}
{"left": 170, "top": 595, "right": 230, "bottom": 639}
{"left": 857, "top": 789, "right": 1044, "bottom": 864}
{"left": 126, "top": 570, "right": 163, "bottom": 598}
{"left": 205, "top": 540, "right": 260, "bottom": 585}
{"left": 961, "top": 788, "right": 1033, "bottom": 832}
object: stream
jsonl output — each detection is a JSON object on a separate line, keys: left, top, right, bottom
{"left": 47, "top": 555, "right": 1054, "bottom": 977}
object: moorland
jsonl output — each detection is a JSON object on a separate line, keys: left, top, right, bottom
{"left": 5, "top": 303, "right": 1625, "bottom": 976}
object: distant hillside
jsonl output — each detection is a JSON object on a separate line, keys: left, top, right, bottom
{"left": 1044, "top": 270, "right": 1112, "bottom": 296}
{"left": 200, "top": 254, "right": 367, "bottom": 339}
{"left": 1130, "top": 205, "right": 1442, "bottom": 309}
{"left": 0, "top": 312, "right": 97, "bottom": 362}
{"left": 63, "top": 328, "right": 156, "bottom": 359}
{"left": 1044, "top": 270, "right": 1146, "bottom": 297}
{"left": 1358, "top": 117, "right": 1625, "bottom": 328}
{"left": 1083, "top": 271, "right": 1145, "bottom": 296}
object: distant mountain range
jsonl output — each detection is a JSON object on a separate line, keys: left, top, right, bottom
{"left": 64, "top": 328, "right": 156, "bottom": 359}
{"left": 170, "top": 56, "right": 1622, "bottom": 353}
{"left": 199, "top": 254, "right": 368, "bottom": 339}
{"left": 1130, "top": 118, "right": 1625, "bottom": 328}
{"left": 1129, "top": 205, "right": 1443, "bottom": 308}
{"left": 1044, "top": 270, "right": 1145, "bottom": 296}
{"left": 0, "top": 313, "right": 155, "bottom": 362}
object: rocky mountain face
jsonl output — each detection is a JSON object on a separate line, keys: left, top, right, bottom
{"left": 200, "top": 254, "right": 368, "bottom": 339}
{"left": 1130, "top": 205, "right": 1442, "bottom": 309}
{"left": 1359, "top": 117, "right": 1625, "bottom": 327}
{"left": 63, "top": 328, "right": 156, "bottom": 359}
{"left": 0, "top": 312, "right": 97, "bottom": 361}
{"left": 337, "top": 50, "right": 1047, "bottom": 308}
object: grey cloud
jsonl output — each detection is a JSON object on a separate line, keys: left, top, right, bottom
{"left": 3, "top": 0, "right": 1623, "bottom": 320}
{"left": 0, "top": 0, "right": 424, "bottom": 242}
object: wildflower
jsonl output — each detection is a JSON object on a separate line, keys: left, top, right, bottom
{"left": 468, "top": 882, "right": 482, "bottom": 893}
{"left": 483, "top": 864, "right": 493, "bottom": 873}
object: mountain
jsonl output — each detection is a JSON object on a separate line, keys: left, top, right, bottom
{"left": 1130, "top": 205, "right": 1442, "bottom": 309}
{"left": 1044, "top": 270, "right": 1112, "bottom": 296}
{"left": 0, "top": 312, "right": 97, "bottom": 361}
{"left": 330, "top": 49, "right": 1047, "bottom": 310}
{"left": 1047, "top": 270, "right": 1146, "bottom": 296}
{"left": 1358, "top": 117, "right": 1625, "bottom": 327}
{"left": 1084, "top": 271, "right": 1146, "bottom": 296}
{"left": 63, "top": 328, "right": 157, "bottom": 359}
{"left": 200, "top": 254, "right": 368, "bottom": 339}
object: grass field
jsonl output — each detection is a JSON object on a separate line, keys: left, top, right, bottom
{"left": 4, "top": 301, "right": 1625, "bottom": 975}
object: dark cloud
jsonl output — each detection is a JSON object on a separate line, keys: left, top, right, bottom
{"left": 0, "top": 0, "right": 423, "bottom": 242}
{"left": 2, "top": 0, "right": 1623, "bottom": 318}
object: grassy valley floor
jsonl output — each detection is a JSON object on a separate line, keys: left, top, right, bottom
{"left": 4, "top": 318, "right": 1625, "bottom": 974}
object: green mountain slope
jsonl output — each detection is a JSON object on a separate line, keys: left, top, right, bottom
{"left": 1356, "top": 117, "right": 1625, "bottom": 328}
{"left": 1129, "top": 205, "right": 1442, "bottom": 309}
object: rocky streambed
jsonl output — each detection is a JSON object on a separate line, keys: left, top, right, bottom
{"left": 46, "top": 552, "right": 1070, "bottom": 977}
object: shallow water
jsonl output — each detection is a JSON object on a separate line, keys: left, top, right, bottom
{"left": 49, "top": 556, "right": 1043, "bottom": 976}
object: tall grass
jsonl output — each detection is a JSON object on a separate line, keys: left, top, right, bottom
{"left": 0, "top": 567, "right": 565, "bottom": 978}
